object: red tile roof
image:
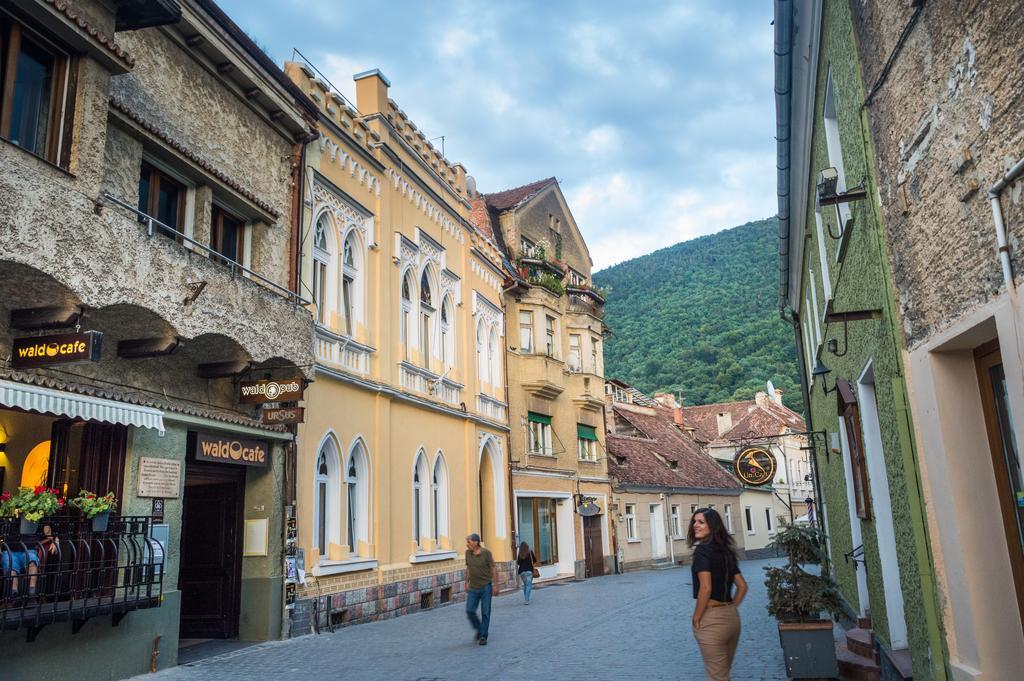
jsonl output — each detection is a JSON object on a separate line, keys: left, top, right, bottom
{"left": 606, "top": 404, "right": 742, "bottom": 492}
{"left": 483, "top": 177, "right": 557, "bottom": 211}
{"left": 680, "top": 398, "right": 805, "bottom": 444}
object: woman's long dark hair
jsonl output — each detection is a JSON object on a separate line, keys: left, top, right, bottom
{"left": 686, "top": 507, "right": 736, "bottom": 553}
{"left": 517, "top": 541, "right": 533, "bottom": 560}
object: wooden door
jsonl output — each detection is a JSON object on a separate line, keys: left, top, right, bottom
{"left": 179, "top": 467, "right": 244, "bottom": 639}
{"left": 583, "top": 515, "right": 605, "bottom": 577}
{"left": 975, "top": 342, "right": 1024, "bottom": 637}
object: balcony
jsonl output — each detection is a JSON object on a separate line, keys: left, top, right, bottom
{"left": 476, "top": 394, "right": 508, "bottom": 422}
{"left": 315, "top": 327, "right": 373, "bottom": 375}
{"left": 520, "top": 354, "right": 566, "bottom": 401}
{"left": 398, "top": 362, "right": 463, "bottom": 406}
{"left": 0, "top": 515, "right": 162, "bottom": 640}
{"left": 566, "top": 288, "right": 605, "bottom": 318}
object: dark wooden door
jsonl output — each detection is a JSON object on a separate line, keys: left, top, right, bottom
{"left": 583, "top": 515, "right": 605, "bottom": 577}
{"left": 975, "top": 342, "right": 1024, "bottom": 638}
{"left": 179, "top": 468, "right": 244, "bottom": 639}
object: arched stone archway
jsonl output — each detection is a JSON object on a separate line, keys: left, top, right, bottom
{"left": 477, "top": 433, "right": 506, "bottom": 549}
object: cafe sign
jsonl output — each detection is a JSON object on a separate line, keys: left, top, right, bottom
{"left": 12, "top": 331, "right": 102, "bottom": 369}
{"left": 733, "top": 446, "right": 777, "bottom": 486}
{"left": 576, "top": 497, "right": 601, "bottom": 517}
{"left": 261, "top": 407, "right": 305, "bottom": 425}
{"left": 239, "top": 378, "right": 303, "bottom": 404}
{"left": 193, "top": 431, "right": 270, "bottom": 467}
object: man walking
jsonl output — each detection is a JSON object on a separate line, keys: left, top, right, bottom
{"left": 465, "top": 533, "right": 499, "bottom": 645}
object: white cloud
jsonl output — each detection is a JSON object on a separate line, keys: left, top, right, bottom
{"left": 581, "top": 125, "right": 620, "bottom": 156}
{"left": 438, "top": 28, "right": 479, "bottom": 58}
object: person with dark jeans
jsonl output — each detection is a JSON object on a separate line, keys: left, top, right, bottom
{"left": 464, "top": 533, "right": 499, "bottom": 645}
{"left": 2, "top": 524, "right": 57, "bottom": 604}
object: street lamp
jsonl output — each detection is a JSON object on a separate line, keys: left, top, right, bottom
{"left": 811, "top": 358, "right": 837, "bottom": 395}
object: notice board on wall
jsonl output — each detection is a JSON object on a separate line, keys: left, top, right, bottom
{"left": 137, "top": 458, "right": 181, "bottom": 498}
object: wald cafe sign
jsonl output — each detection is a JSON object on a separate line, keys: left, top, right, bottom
{"left": 12, "top": 331, "right": 103, "bottom": 369}
{"left": 193, "top": 431, "right": 269, "bottom": 468}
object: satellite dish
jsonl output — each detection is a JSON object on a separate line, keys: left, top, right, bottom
{"left": 766, "top": 380, "right": 776, "bottom": 397}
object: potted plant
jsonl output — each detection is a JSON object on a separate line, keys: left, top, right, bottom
{"left": 71, "top": 490, "right": 118, "bottom": 531}
{"left": 764, "top": 522, "right": 843, "bottom": 679}
{"left": 0, "top": 486, "right": 65, "bottom": 534}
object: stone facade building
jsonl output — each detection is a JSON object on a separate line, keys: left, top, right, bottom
{"left": 0, "top": 0, "right": 316, "bottom": 678}
{"left": 775, "top": 1, "right": 952, "bottom": 679}
{"left": 848, "top": 2, "right": 1024, "bottom": 678}
{"left": 283, "top": 62, "right": 514, "bottom": 634}
{"left": 679, "top": 390, "right": 812, "bottom": 555}
{"left": 604, "top": 381, "right": 744, "bottom": 571}
{"left": 471, "top": 178, "right": 614, "bottom": 580}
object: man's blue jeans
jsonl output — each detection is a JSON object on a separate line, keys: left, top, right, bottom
{"left": 465, "top": 583, "right": 492, "bottom": 638}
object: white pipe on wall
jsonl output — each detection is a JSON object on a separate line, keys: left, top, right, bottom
{"left": 988, "top": 156, "right": 1024, "bottom": 292}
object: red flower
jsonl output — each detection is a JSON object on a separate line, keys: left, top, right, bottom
{"left": 34, "top": 485, "right": 46, "bottom": 495}
{"left": 0, "top": 492, "right": 10, "bottom": 502}
{"left": 57, "top": 499, "right": 65, "bottom": 509}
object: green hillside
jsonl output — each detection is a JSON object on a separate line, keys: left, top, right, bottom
{"left": 593, "top": 217, "right": 804, "bottom": 412}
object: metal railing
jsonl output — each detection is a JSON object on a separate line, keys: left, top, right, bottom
{"left": 103, "top": 193, "right": 312, "bottom": 307}
{"left": 1, "top": 515, "right": 163, "bottom": 639}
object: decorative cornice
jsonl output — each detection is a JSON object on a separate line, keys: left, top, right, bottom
{"left": 110, "top": 97, "right": 280, "bottom": 218}
{"left": 44, "top": 0, "right": 135, "bottom": 68}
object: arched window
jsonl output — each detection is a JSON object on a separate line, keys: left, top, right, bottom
{"left": 313, "top": 436, "right": 340, "bottom": 554}
{"left": 345, "top": 439, "right": 371, "bottom": 557}
{"left": 401, "top": 271, "right": 414, "bottom": 361}
{"left": 413, "top": 451, "right": 430, "bottom": 548}
{"left": 346, "top": 456, "right": 357, "bottom": 551}
{"left": 419, "top": 270, "right": 433, "bottom": 368}
{"left": 432, "top": 454, "right": 448, "bottom": 542}
{"left": 476, "top": 319, "right": 486, "bottom": 385}
{"left": 440, "top": 296, "right": 454, "bottom": 373}
{"left": 488, "top": 326, "right": 499, "bottom": 390}
{"left": 341, "top": 231, "right": 359, "bottom": 336}
{"left": 312, "top": 213, "right": 331, "bottom": 324}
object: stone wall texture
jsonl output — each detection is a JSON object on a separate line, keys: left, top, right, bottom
{"left": 851, "top": 0, "right": 1024, "bottom": 349}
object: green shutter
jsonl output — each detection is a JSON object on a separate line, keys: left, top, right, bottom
{"left": 528, "top": 412, "right": 552, "bottom": 425}
{"left": 577, "top": 424, "right": 597, "bottom": 441}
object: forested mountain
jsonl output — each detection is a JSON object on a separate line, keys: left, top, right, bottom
{"left": 593, "top": 217, "right": 804, "bottom": 412}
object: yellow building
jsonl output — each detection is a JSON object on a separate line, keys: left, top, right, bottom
{"left": 471, "top": 179, "right": 613, "bottom": 579}
{"left": 284, "top": 63, "right": 513, "bottom": 632}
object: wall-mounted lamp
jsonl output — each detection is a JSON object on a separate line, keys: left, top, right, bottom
{"left": 811, "top": 358, "right": 837, "bottom": 395}
{"left": 816, "top": 167, "right": 839, "bottom": 202}
{"left": 824, "top": 308, "right": 882, "bottom": 360}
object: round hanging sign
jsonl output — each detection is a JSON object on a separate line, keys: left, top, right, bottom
{"left": 733, "top": 446, "right": 777, "bottom": 486}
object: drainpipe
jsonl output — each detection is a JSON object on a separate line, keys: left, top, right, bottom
{"left": 665, "top": 493, "right": 675, "bottom": 565}
{"left": 789, "top": 309, "right": 830, "bottom": 573}
{"left": 988, "top": 155, "right": 1024, "bottom": 293}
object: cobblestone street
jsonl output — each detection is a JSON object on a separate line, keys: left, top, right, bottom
{"left": 139, "top": 558, "right": 786, "bottom": 681}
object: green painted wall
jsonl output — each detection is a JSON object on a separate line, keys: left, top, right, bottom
{"left": 796, "top": 1, "right": 945, "bottom": 679}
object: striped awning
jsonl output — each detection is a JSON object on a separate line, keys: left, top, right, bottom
{"left": 0, "top": 379, "right": 165, "bottom": 433}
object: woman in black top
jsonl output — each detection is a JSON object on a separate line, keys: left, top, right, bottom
{"left": 516, "top": 542, "right": 537, "bottom": 605}
{"left": 688, "top": 508, "right": 748, "bottom": 681}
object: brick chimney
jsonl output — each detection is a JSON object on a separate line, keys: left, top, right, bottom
{"left": 716, "top": 411, "right": 732, "bottom": 437}
{"left": 754, "top": 391, "right": 768, "bottom": 407}
{"left": 673, "top": 407, "right": 683, "bottom": 427}
{"left": 354, "top": 68, "right": 390, "bottom": 115}
{"left": 653, "top": 392, "right": 678, "bottom": 408}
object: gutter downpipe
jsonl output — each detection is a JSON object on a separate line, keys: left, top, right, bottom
{"left": 774, "top": 0, "right": 794, "bottom": 316}
{"left": 988, "top": 156, "right": 1024, "bottom": 295}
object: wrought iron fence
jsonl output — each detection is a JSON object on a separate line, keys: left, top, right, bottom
{"left": 0, "top": 515, "right": 163, "bottom": 640}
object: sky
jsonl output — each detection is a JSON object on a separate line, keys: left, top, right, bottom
{"left": 217, "top": 0, "right": 777, "bottom": 271}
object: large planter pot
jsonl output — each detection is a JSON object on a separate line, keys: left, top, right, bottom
{"left": 19, "top": 517, "right": 39, "bottom": 535}
{"left": 778, "top": 620, "right": 838, "bottom": 679}
{"left": 91, "top": 511, "right": 110, "bottom": 532}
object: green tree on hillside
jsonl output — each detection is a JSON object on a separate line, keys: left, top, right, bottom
{"left": 594, "top": 217, "right": 804, "bottom": 413}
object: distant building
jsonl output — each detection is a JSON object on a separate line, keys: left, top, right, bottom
{"left": 678, "top": 389, "right": 812, "bottom": 554}
{"left": 604, "top": 381, "right": 745, "bottom": 570}
{"left": 472, "top": 178, "right": 614, "bottom": 580}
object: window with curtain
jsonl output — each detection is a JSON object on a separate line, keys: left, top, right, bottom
{"left": 519, "top": 310, "right": 533, "bottom": 353}
{"left": 528, "top": 412, "right": 553, "bottom": 456}
{"left": 420, "top": 271, "right": 433, "bottom": 367}
{"left": 342, "top": 232, "right": 358, "bottom": 336}
{"left": 401, "top": 272, "right": 414, "bottom": 361}
{"left": 568, "top": 334, "right": 581, "bottom": 371}
{"left": 577, "top": 423, "right": 597, "bottom": 461}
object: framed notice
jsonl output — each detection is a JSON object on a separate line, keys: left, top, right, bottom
{"left": 137, "top": 458, "right": 182, "bottom": 498}
{"left": 243, "top": 518, "right": 269, "bottom": 556}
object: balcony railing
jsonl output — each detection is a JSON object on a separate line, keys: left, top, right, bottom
{"left": 567, "top": 292, "right": 604, "bottom": 318}
{"left": 398, "top": 362, "right": 463, "bottom": 406}
{"left": 1, "top": 515, "right": 163, "bottom": 640}
{"left": 103, "top": 192, "right": 310, "bottom": 307}
{"left": 476, "top": 394, "right": 508, "bottom": 422}
{"left": 315, "top": 327, "right": 373, "bottom": 375}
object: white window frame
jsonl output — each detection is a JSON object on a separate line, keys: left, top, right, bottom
{"left": 744, "top": 506, "right": 755, "bottom": 535}
{"left": 823, "top": 68, "right": 852, "bottom": 232}
{"left": 528, "top": 418, "right": 553, "bottom": 456}
{"left": 313, "top": 436, "right": 341, "bottom": 555}
{"left": 765, "top": 507, "right": 774, "bottom": 532}
{"left": 401, "top": 270, "right": 415, "bottom": 361}
{"left": 568, "top": 334, "right": 582, "bottom": 372}
{"left": 724, "top": 504, "right": 734, "bottom": 534}
{"left": 345, "top": 438, "right": 370, "bottom": 557}
{"left": 545, "top": 315, "right": 556, "bottom": 357}
{"left": 669, "top": 505, "right": 681, "bottom": 538}
{"left": 625, "top": 503, "right": 638, "bottom": 541}
{"left": 413, "top": 450, "right": 430, "bottom": 548}
{"left": 440, "top": 296, "right": 454, "bottom": 372}
{"left": 431, "top": 453, "right": 449, "bottom": 543}
{"left": 519, "top": 310, "right": 534, "bottom": 353}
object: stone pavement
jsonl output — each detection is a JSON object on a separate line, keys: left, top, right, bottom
{"left": 138, "top": 557, "right": 787, "bottom": 681}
